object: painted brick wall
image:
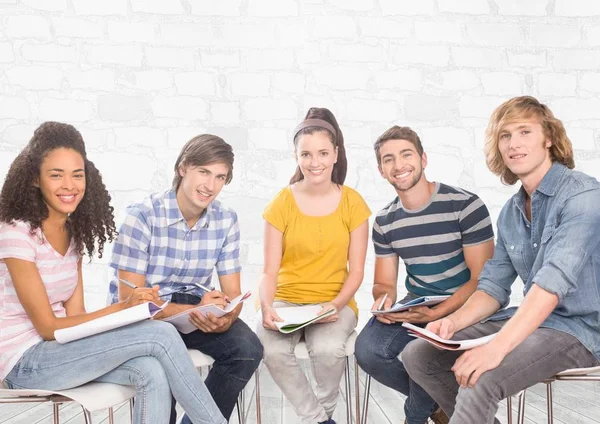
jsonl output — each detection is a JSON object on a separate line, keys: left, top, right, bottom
{"left": 1, "top": 1, "right": 599, "bottom": 329}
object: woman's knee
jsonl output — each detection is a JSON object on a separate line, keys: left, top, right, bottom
{"left": 125, "top": 356, "right": 169, "bottom": 392}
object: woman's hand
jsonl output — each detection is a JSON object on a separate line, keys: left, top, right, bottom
{"left": 316, "top": 302, "right": 339, "bottom": 324}
{"left": 262, "top": 306, "right": 283, "bottom": 331}
{"left": 122, "top": 286, "right": 160, "bottom": 309}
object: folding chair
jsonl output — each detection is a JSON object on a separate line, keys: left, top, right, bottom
{"left": 517, "top": 365, "right": 600, "bottom": 424}
{"left": 0, "top": 381, "right": 135, "bottom": 423}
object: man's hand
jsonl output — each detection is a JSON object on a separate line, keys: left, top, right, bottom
{"left": 452, "top": 342, "right": 506, "bottom": 388}
{"left": 316, "top": 302, "right": 339, "bottom": 324}
{"left": 379, "top": 305, "right": 441, "bottom": 324}
{"left": 372, "top": 294, "right": 394, "bottom": 324}
{"left": 189, "top": 311, "right": 234, "bottom": 333}
{"left": 425, "top": 317, "right": 458, "bottom": 339}
{"left": 199, "top": 290, "right": 229, "bottom": 308}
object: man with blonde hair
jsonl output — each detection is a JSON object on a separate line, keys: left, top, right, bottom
{"left": 403, "top": 96, "right": 600, "bottom": 423}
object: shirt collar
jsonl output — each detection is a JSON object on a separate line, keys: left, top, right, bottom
{"left": 513, "top": 162, "right": 567, "bottom": 214}
{"left": 164, "top": 188, "right": 213, "bottom": 229}
{"left": 535, "top": 162, "right": 567, "bottom": 197}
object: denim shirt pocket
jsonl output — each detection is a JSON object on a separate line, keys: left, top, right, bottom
{"left": 540, "top": 223, "right": 556, "bottom": 246}
{"left": 505, "top": 241, "right": 529, "bottom": 277}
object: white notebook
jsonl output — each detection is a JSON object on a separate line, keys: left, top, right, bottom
{"left": 402, "top": 322, "right": 497, "bottom": 351}
{"left": 274, "top": 305, "right": 336, "bottom": 334}
{"left": 54, "top": 301, "right": 168, "bottom": 344}
{"left": 162, "top": 291, "right": 252, "bottom": 334}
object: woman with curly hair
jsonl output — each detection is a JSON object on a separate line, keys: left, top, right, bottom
{"left": 0, "top": 122, "right": 226, "bottom": 424}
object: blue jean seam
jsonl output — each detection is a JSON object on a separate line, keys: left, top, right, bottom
{"left": 119, "top": 364, "right": 147, "bottom": 424}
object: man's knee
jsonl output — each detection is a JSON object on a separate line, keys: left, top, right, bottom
{"left": 225, "top": 321, "right": 264, "bottom": 370}
{"left": 355, "top": 328, "right": 397, "bottom": 372}
{"left": 402, "top": 339, "right": 431, "bottom": 378}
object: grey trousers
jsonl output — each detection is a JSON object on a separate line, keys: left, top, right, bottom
{"left": 257, "top": 302, "right": 357, "bottom": 424}
{"left": 402, "top": 320, "right": 599, "bottom": 424}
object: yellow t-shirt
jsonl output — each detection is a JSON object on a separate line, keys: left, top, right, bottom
{"left": 263, "top": 185, "right": 371, "bottom": 315}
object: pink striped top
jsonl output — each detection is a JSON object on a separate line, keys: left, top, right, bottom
{"left": 0, "top": 221, "right": 78, "bottom": 379}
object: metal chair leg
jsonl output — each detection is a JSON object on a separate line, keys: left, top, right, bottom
{"left": 507, "top": 395, "right": 513, "bottom": 424}
{"left": 345, "top": 357, "right": 352, "bottom": 424}
{"left": 82, "top": 407, "right": 93, "bottom": 424}
{"left": 517, "top": 390, "right": 526, "bottom": 424}
{"left": 53, "top": 403, "right": 60, "bottom": 424}
{"left": 108, "top": 407, "right": 114, "bottom": 424}
{"left": 237, "top": 397, "right": 244, "bottom": 424}
{"left": 129, "top": 398, "right": 134, "bottom": 423}
{"left": 546, "top": 381, "right": 554, "bottom": 424}
{"left": 354, "top": 356, "right": 360, "bottom": 424}
{"left": 361, "top": 374, "right": 371, "bottom": 424}
{"left": 255, "top": 368, "right": 262, "bottom": 424}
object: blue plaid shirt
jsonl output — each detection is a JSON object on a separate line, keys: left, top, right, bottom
{"left": 108, "top": 189, "right": 241, "bottom": 304}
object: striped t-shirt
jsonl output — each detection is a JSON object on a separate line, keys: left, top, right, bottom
{"left": 373, "top": 183, "right": 494, "bottom": 297}
{"left": 0, "top": 221, "right": 78, "bottom": 379}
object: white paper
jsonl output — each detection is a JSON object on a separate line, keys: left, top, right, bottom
{"left": 162, "top": 291, "right": 252, "bottom": 334}
{"left": 402, "top": 322, "right": 497, "bottom": 351}
{"left": 54, "top": 301, "right": 168, "bottom": 344}
{"left": 371, "top": 295, "right": 450, "bottom": 314}
{"left": 274, "top": 305, "right": 335, "bottom": 334}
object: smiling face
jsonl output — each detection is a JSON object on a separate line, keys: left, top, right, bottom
{"left": 378, "top": 139, "right": 427, "bottom": 192}
{"left": 497, "top": 119, "right": 552, "bottom": 182}
{"left": 295, "top": 131, "right": 338, "bottom": 185}
{"left": 36, "top": 147, "right": 86, "bottom": 219}
{"left": 176, "top": 161, "right": 230, "bottom": 217}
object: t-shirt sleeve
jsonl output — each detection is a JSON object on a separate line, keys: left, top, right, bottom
{"left": 347, "top": 189, "right": 372, "bottom": 232}
{"left": 0, "top": 223, "right": 37, "bottom": 263}
{"left": 109, "top": 207, "right": 152, "bottom": 275}
{"left": 216, "top": 212, "right": 242, "bottom": 276}
{"left": 459, "top": 195, "right": 495, "bottom": 246}
{"left": 372, "top": 218, "right": 395, "bottom": 257}
{"left": 262, "top": 188, "right": 289, "bottom": 233}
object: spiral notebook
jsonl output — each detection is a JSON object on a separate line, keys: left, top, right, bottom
{"left": 402, "top": 322, "right": 497, "bottom": 351}
{"left": 54, "top": 301, "right": 169, "bottom": 344}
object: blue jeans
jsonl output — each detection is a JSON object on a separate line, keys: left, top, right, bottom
{"left": 4, "top": 320, "right": 226, "bottom": 424}
{"left": 355, "top": 319, "right": 436, "bottom": 424}
{"left": 174, "top": 318, "right": 263, "bottom": 424}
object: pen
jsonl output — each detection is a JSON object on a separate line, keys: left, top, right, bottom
{"left": 368, "top": 293, "right": 388, "bottom": 327}
{"left": 193, "top": 283, "right": 231, "bottom": 304}
{"left": 118, "top": 278, "right": 137, "bottom": 290}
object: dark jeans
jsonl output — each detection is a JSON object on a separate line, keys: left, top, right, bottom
{"left": 355, "top": 319, "right": 436, "bottom": 424}
{"left": 169, "top": 318, "right": 264, "bottom": 424}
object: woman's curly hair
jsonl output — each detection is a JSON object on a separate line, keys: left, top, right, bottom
{"left": 0, "top": 122, "right": 116, "bottom": 258}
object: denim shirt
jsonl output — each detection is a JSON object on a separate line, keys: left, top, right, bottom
{"left": 478, "top": 162, "right": 600, "bottom": 360}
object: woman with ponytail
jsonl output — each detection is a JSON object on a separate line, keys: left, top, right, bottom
{"left": 257, "top": 108, "right": 371, "bottom": 424}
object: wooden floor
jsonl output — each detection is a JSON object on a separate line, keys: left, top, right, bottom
{"left": 2, "top": 359, "right": 600, "bottom": 424}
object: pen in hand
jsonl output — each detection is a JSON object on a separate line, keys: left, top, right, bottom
{"left": 118, "top": 278, "right": 137, "bottom": 289}
{"left": 193, "top": 283, "right": 231, "bottom": 304}
{"left": 368, "top": 293, "right": 389, "bottom": 327}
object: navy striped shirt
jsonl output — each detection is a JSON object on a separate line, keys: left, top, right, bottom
{"left": 373, "top": 183, "right": 494, "bottom": 296}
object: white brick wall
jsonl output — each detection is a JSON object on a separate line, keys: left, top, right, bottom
{"left": 1, "top": 0, "right": 600, "bottom": 333}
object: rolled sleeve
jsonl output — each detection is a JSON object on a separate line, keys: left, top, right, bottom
{"left": 109, "top": 208, "right": 152, "bottom": 275}
{"left": 477, "top": 226, "right": 517, "bottom": 308}
{"left": 533, "top": 188, "right": 600, "bottom": 301}
{"left": 216, "top": 213, "right": 241, "bottom": 276}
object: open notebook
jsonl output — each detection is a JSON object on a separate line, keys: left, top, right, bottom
{"left": 371, "top": 295, "right": 450, "bottom": 314}
{"left": 54, "top": 301, "right": 169, "bottom": 344}
{"left": 162, "top": 291, "right": 252, "bottom": 334}
{"left": 274, "top": 305, "right": 336, "bottom": 334}
{"left": 402, "top": 322, "right": 497, "bottom": 351}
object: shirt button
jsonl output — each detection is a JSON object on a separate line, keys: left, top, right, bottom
{"left": 533, "top": 243, "right": 538, "bottom": 248}
{"left": 510, "top": 246, "right": 515, "bottom": 250}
